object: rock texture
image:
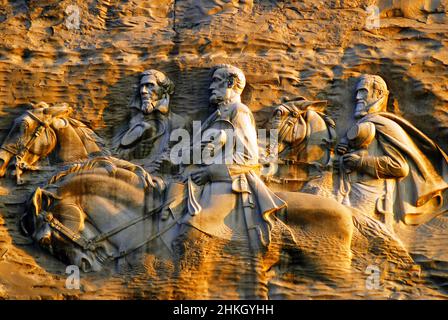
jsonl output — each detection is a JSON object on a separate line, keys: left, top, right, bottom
{"left": 0, "top": 0, "right": 447, "bottom": 299}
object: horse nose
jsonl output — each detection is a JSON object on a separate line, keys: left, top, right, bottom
{"left": 36, "top": 224, "right": 52, "bottom": 247}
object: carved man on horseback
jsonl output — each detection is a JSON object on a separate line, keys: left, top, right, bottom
{"left": 162, "top": 64, "right": 287, "bottom": 252}
{"left": 114, "top": 70, "right": 186, "bottom": 172}
{"left": 336, "top": 74, "right": 448, "bottom": 227}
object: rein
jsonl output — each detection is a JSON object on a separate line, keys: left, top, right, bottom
{"left": 43, "top": 195, "right": 185, "bottom": 261}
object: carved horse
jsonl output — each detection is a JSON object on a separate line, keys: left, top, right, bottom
{"left": 21, "top": 155, "right": 412, "bottom": 276}
{"left": 258, "top": 98, "right": 336, "bottom": 196}
{"left": 21, "top": 156, "right": 166, "bottom": 271}
{"left": 0, "top": 104, "right": 107, "bottom": 184}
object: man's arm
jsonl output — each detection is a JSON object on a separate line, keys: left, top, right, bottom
{"left": 344, "top": 135, "right": 409, "bottom": 179}
{"left": 189, "top": 106, "right": 259, "bottom": 184}
{"left": 229, "top": 107, "right": 259, "bottom": 167}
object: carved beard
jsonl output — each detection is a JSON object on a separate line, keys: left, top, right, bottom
{"left": 354, "top": 100, "right": 367, "bottom": 118}
{"left": 355, "top": 95, "right": 387, "bottom": 119}
{"left": 210, "top": 93, "right": 240, "bottom": 108}
{"left": 141, "top": 95, "right": 155, "bottom": 113}
{"left": 141, "top": 94, "right": 171, "bottom": 115}
{"left": 209, "top": 94, "right": 224, "bottom": 107}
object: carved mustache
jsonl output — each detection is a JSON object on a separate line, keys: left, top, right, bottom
{"left": 141, "top": 93, "right": 151, "bottom": 101}
{"left": 209, "top": 93, "right": 224, "bottom": 103}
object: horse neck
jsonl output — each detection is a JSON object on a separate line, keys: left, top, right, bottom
{"left": 67, "top": 119, "right": 103, "bottom": 155}
{"left": 300, "top": 111, "right": 334, "bottom": 167}
{"left": 52, "top": 122, "right": 90, "bottom": 162}
{"left": 278, "top": 110, "right": 334, "bottom": 167}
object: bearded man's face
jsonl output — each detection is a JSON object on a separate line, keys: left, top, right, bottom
{"left": 140, "top": 74, "right": 161, "bottom": 113}
{"left": 354, "top": 86, "right": 385, "bottom": 119}
{"left": 209, "top": 68, "right": 235, "bottom": 105}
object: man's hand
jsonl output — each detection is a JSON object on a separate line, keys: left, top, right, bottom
{"left": 336, "top": 142, "right": 349, "bottom": 155}
{"left": 144, "top": 159, "right": 163, "bottom": 173}
{"left": 342, "top": 153, "right": 361, "bottom": 171}
{"left": 190, "top": 167, "right": 210, "bottom": 185}
{"left": 151, "top": 175, "right": 166, "bottom": 191}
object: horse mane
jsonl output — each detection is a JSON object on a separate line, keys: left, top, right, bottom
{"left": 254, "top": 97, "right": 328, "bottom": 129}
{"left": 26, "top": 105, "right": 110, "bottom": 158}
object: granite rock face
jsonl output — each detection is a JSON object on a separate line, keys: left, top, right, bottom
{"left": 0, "top": 0, "right": 447, "bottom": 299}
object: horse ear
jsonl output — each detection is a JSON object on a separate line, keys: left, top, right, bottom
{"left": 30, "top": 188, "right": 43, "bottom": 216}
{"left": 21, "top": 188, "right": 44, "bottom": 237}
{"left": 28, "top": 187, "right": 57, "bottom": 216}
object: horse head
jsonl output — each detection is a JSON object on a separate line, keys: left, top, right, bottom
{"left": 21, "top": 156, "right": 165, "bottom": 272}
{"left": 261, "top": 98, "right": 336, "bottom": 191}
{"left": 0, "top": 106, "right": 59, "bottom": 183}
{"left": 271, "top": 102, "right": 308, "bottom": 156}
{"left": 0, "top": 103, "right": 107, "bottom": 184}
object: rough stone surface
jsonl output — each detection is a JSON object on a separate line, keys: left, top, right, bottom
{"left": 0, "top": 0, "right": 447, "bottom": 299}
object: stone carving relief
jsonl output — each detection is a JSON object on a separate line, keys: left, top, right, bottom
{"left": 257, "top": 74, "right": 448, "bottom": 232}
{"left": 0, "top": 102, "right": 107, "bottom": 185}
{"left": 15, "top": 65, "right": 373, "bottom": 277}
{"left": 335, "top": 74, "right": 448, "bottom": 228}
{"left": 2, "top": 0, "right": 448, "bottom": 301}
{"left": 0, "top": 66, "right": 446, "bottom": 299}
{"left": 113, "top": 70, "right": 187, "bottom": 175}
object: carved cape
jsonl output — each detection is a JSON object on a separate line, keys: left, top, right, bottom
{"left": 359, "top": 112, "right": 448, "bottom": 225}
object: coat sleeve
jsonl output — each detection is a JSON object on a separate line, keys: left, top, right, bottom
{"left": 359, "top": 134, "right": 410, "bottom": 179}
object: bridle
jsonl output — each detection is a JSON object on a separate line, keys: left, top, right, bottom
{"left": 1, "top": 110, "right": 52, "bottom": 157}
{"left": 274, "top": 103, "right": 307, "bottom": 151}
{"left": 264, "top": 105, "right": 336, "bottom": 184}
{"left": 30, "top": 195, "right": 185, "bottom": 263}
